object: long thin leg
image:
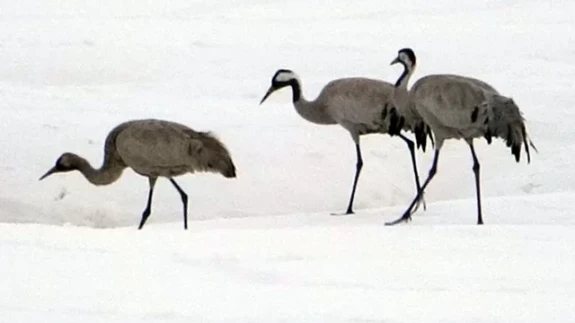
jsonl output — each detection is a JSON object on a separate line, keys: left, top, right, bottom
{"left": 343, "top": 143, "right": 363, "bottom": 215}
{"left": 169, "top": 178, "right": 189, "bottom": 230}
{"left": 385, "top": 149, "right": 440, "bottom": 226}
{"left": 468, "top": 142, "right": 483, "bottom": 225}
{"left": 138, "top": 177, "right": 157, "bottom": 230}
{"left": 398, "top": 134, "right": 426, "bottom": 210}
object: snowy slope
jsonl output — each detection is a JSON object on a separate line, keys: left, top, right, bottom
{"left": 3, "top": 194, "right": 575, "bottom": 322}
{"left": 1, "top": 0, "right": 575, "bottom": 322}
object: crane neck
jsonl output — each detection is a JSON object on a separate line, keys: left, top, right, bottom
{"left": 288, "top": 79, "right": 302, "bottom": 103}
{"left": 71, "top": 154, "right": 125, "bottom": 186}
{"left": 393, "top": 62, "right": 415, "bottom": 113}
{"left": 395, "top": 62, "right": 415, "bottom": 90}
{"left": 290, "top": 79, "right": 336, "bottom": 125}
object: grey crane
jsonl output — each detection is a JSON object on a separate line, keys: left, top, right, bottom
{"left": 386, "top": 48, "right": 536, "bottom": 225}
{"left": 260, "top": 69, "right": 432, "bottom": 215}
{"left": 39, "top": 119, "right": 236, "bottom": 230}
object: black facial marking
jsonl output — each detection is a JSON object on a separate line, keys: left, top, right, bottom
{"left": 271, "top": 69, "right": 301, "bottom": 103}
{"left": 398, "top": 48, "right": 416, "bottom": 65}
{"left": 273, "top": 69, "right": 293, "bottom": 81}
{"left": 290, "top": 80, "right": 301, "bottom": 103}
{"left": 271, "top": 69, "right": 292, "bottom": 87}
{"left": 394, "top": 51, "right": 413, "bottom": 88}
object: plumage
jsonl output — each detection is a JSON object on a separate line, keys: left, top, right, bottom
{"left": 39, "top": 119, "right": 236, "bottom": 229}
{"left": 260, "top": 69, "right": 431, "bottom": 214}
{"left": 386, "top": 48, "right": 536, "bottom": 225}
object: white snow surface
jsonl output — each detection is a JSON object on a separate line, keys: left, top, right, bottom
{"left": 1, "top": 0, "right": 575, "bottom": 322}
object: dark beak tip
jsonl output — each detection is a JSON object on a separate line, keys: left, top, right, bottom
{"left": 260, "top": 87, "right": 275, "bottom": 105}
{"left": 39, "top": 167, "right": 57, "bottom": 181}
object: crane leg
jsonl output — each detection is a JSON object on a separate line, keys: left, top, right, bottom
{"left": 385, "top": 149, "right": 440, "bottom": 225}
{"left": 138, "top": 177, "right": 157, "bottom": 230}
{"left": 468, "top": 143, "right": 484, "bottom": 225}
{"left": 398, "top": 134, "right": 426, "bottom": 211}
{"left": 169, "top": 178, "right": 189, "bottom": 230}
{"left": 342, "top": 143, "right": 363, "bottom": 215}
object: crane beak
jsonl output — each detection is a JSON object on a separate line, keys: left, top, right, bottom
{"left": 390, "top": 57, "right": 400, "bottom": 65}
{"left": 259, "top": 87, "right": 275, "bottom": 105}
{"left": 39, "top": 166, "right": 58, "bottom": 181}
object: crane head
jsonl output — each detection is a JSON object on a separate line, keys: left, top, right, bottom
{"left": 39, "top": 153, "right": 78, "bottom": 180}
{"left": 260, "top": 69, "right": 298, "bottom": 104}
{"left": 391, "top": 48, "right": 416, "bottom": 68}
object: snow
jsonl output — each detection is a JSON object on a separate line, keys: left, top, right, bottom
{"left": 1, "top": 0, "right": 575, "bottom": 322}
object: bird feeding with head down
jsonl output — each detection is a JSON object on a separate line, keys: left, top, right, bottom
{"left": 39, "top": 119, "right": 236, "bottom": 230}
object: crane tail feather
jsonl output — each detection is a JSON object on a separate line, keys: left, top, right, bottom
{"left": 413, "top": 121, "right": 431, "bottom": 152}
{"left": 479, "top": 97, "right": 535, "bottom": 164}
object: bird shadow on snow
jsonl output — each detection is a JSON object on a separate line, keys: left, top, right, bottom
{"left": 382, "top": 192, "right": 575, "bottom": 226}
{"left": 1, "top": 182, "right": 572, "bottom": 229}
{"left": 0, "top": 195, "right": 132, "bottom": 229}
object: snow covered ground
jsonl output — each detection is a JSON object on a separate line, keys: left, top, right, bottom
{"left": 1, "top": 0, "right": 575, "bottom": 322}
